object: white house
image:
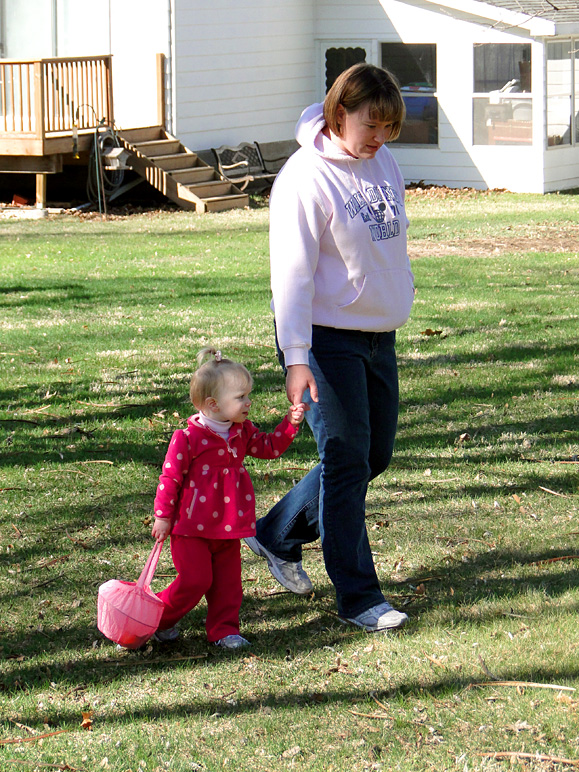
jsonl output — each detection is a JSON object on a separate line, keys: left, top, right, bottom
{"left": 2, "top": 0, "right": 579, "bottom": 193}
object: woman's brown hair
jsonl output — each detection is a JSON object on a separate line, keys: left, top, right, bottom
{"left": 324, "top": 62, "right": 406, "bottom": 142}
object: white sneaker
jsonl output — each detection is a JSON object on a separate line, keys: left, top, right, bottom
{"left": 345, "top": 601, "right": 408, "bottom": 632}
{"left": 153, "top": 626, "right": 179, "bottom": 643}
{"left": 215, "top": 634, "right": 251, "bottom": 650}
{"left": 244, "top": 536, "right": 313, "bottom": 595}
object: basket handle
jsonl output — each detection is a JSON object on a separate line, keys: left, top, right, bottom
{"left": 136, "top": 541, "right": 163, "bottom": 590}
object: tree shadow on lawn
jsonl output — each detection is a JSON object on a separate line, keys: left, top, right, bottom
{"left": 2, "top": 613, "right": 579, "bottom": 733}
{"left": 400, "top": 332, "right": 578, "bottom": 361}
{"left": 2, "top": 543, "right": 579, "bottom": 689}
{"left": 0, "top": 275, "right": 270, "bottom": 324}
{"left": 0, "top": 370, "right": 295, "bottom": 472}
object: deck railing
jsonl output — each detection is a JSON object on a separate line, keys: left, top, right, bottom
{"left": 0, "top": 55, "right": 113, "bottom": 139}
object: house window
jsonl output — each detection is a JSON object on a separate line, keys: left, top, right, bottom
{"left": 325, "top": 47, "right": 367, "bottom": 92}
{"left": 473, "top": 43, "right": 532, "bottom": 146}
{"left": 546, "top": 41, "right": 579, "bottom": 147}
{"left": 381, "top": 43, "right": 437, "bottom": 145}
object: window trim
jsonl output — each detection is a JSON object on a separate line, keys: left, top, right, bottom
{"left": 546, "top": 38, "right": 579, "bottom": 150}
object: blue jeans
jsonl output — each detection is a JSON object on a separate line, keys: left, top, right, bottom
{"left": 256, "top": 324, "right": 399, "bottom": 617}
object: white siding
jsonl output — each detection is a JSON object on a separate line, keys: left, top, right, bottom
{"left": 544, "top": 145, "right": 579, "bottom": 192}
{"left": 173, "top": 0, "right": 315, "bottom": 150}
{"left": 110, "top": 1, "right": 170, "bottom": 130}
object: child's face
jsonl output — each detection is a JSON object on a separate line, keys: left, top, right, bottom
{"left": 210, "top": 375, "right": 252, "bottom": 423}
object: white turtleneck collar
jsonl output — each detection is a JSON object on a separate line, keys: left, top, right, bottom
{"left": 197, "top": 411, "right": 232, "bottom": 440}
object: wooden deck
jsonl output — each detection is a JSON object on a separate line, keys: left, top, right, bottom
{"left": 0, "top": 55, "right": 248, "bottom": 212}
{"left": 0, "top": 55, "right": 113, "bottom": 161}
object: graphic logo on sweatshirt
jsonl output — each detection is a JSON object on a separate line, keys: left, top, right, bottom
{"left": 344, "top": 184, "right": 402, "bottom": 242}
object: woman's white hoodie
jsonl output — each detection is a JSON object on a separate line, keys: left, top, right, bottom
{"left": 270, "top": 103, "right": 415, "bottom": 367}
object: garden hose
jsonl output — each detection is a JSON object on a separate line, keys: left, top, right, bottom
{"left": 86, "top": 124, "right": 125, "bottom": 211}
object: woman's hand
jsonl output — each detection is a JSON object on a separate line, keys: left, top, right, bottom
{"left": 151, "top": 517, "right": 172, "bottom": 543}
{"left": 286, "top": 364, "right": 318, "bottom": 407}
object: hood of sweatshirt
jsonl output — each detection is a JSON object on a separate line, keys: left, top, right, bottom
{"left": 295, "top": 102, "right": 357, "bottom": 163}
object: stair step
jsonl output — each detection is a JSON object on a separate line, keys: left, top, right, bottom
{"left": 134, "top": 139, "right": 181, "bottom": 156}
{"left": 118, "top": 126, "right": 166, "bottom": 143}
{"left": 203, "top": 193, "right": 250, "bottom": 212}
{"left": 152, "top": 153, "right": 200, "bottom": 171}
{"left": 184, "top": 180, "right": 235, "bottom": 198}
{"left": 116, "top": 127, "right": 248, "bottom": 213}
{"left": 170, "top": 167, "right": 216, "bottom": 184}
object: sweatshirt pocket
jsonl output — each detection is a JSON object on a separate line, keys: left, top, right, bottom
{"left": 332, "top": 268, "right": 414, "bottom": 331}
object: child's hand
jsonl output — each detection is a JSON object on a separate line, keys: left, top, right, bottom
{"left": 288, "top": 402, "right": 306, "bottom": 426}
{"left": 152, "top": 517, "right": 172, "bottom": 543}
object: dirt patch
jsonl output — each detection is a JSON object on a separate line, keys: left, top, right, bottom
{"left": 408, "top": 224, "right": 579, "bottom": 258}
{"left": 405, "top": 186, "right": 579, "bottom": 257}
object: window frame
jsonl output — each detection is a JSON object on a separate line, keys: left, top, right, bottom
{"left": 472, "top": 42, "right": 533, "bottom": 147}
{"left": 381, "top": 42, "right": 438, "bottom": 147}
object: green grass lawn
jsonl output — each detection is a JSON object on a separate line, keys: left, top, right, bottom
{"left": 1, "top": 192, "right": 578, "bottom": 772}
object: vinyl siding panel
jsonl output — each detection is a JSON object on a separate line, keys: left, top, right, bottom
{"left": 173, "top": 0, "right": 315, "bottom": 148}
{"left": 544, "top": 145, "right": 579, "bottom": 191}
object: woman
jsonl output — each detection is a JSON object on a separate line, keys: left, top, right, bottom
{"left": 245, "top": 63, "right": 414, "bottom": 632}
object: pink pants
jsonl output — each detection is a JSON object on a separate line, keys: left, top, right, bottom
{"left": 156, "top": 536, "right": 242, "bottom": 642}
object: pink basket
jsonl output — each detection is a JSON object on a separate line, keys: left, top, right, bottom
{"left": 97, "top": 542, "right": 165, "bottom": 649}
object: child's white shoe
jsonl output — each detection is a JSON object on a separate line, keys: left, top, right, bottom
{"left": 214, "top": 634, "right": 250, "bottom": 650}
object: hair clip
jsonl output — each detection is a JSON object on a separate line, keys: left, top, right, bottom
{"left": 214, "top": 350, "right": 222, "bottom": 362}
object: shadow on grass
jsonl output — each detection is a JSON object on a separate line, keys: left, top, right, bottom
{"left": 0, "top": 275, "right": 270, "bottom": 321}
{"left": 0, "top": 364, "right": 299, "bottom": 470}
{"left": 2, "top": 543, "right": 579, "bottom": 694}
{"left": 2, "top": 618, "right": 579, "bottom": 728}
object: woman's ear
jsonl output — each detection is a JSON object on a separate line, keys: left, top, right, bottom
{"left": 336, "top": 104, "right": 345, "bottom": 135}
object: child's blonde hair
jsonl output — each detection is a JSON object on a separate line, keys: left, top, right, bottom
{"left": 190, "top": 347, "right": 253, "bottom": 408}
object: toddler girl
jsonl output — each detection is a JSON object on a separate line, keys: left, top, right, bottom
{"left": 152, "top": 347, "right": 305, "bottom": 649}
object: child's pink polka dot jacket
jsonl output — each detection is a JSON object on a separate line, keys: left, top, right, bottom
{"left": 154, "top": 415, "right": 298, "bottom": 539}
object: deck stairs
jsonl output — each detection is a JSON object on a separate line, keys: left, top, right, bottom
{"left": 116, "top": 127, "right": 249, "bottom": 213}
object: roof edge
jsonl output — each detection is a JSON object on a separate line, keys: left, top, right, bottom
{"left": 389, "top": 0, "right": 557, "bottom": 36}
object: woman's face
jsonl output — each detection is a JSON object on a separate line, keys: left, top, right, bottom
{"left": 332, "top": 103, "right": 393, "bottom": 159}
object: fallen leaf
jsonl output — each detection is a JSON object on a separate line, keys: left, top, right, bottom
{"left": 282, "top": 746, "right": 301, "bottom": 758}
{"left": 506, "top": 719, "right": 533, "bottom": 733}
{"left": 81, "top": 710, "right": 93, "bottom": 731}
{"left": 326, "top": 656, "right": 350, "bottom": 674}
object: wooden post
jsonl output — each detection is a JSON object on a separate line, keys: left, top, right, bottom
{"left": 105, "top": 55, "right": 114, "bottom": 126}
{"left": 33, "top": 61, "right": 45, "bottom": 152}
{"left": 156, "top": 53, "right": 166, "bottom": 129}
{"left": 36, "top": 173, "right": 47, "bottom": 209}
